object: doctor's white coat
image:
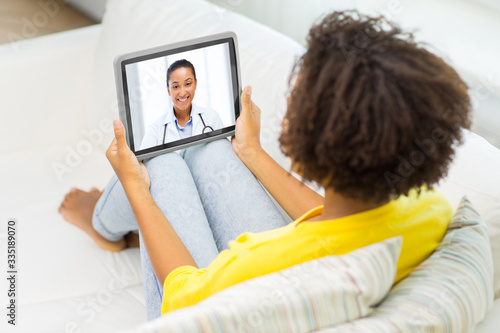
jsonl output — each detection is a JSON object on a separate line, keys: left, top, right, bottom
{"left": 140, "top": 104, "right": 224, "bottom": 150}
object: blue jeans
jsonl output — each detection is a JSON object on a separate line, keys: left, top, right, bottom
{"left": 92, "top": 139, "right": 287, "bottom": 320}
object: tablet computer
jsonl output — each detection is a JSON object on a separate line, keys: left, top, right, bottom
{"left": 114, "top": 31, "right": 241, "bottom": 160}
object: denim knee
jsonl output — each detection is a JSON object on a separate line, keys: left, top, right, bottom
{"left": 144, "top": 152, "right": 187, "bottom": 182}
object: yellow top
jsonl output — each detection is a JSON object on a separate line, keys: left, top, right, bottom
{"left": 161, "top": 188, "right": 452, "bottom": 314}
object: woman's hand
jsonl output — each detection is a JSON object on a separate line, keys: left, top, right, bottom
{"left": 232, "top": 86, "right": 264, "bottom": 163}
{"left": 106, "top": 120, "right": 150, "bottom": 190}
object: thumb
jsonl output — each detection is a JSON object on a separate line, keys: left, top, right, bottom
{"left": 241, "top": 86, "right": 252, "bottom": 110}
{"left": 113, "top": 120, "right": 127, "bottom": 148}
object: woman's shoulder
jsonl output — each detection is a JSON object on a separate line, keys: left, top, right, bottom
{"left": 401, "top": 186, "right": 453, "bottom": 223}
{"left": 408, "top": 186, "right": 450, "bottom": 207}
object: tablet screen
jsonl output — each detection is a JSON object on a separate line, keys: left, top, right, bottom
{"left": 115, "top": 32, "right": 240, "bottom": 160}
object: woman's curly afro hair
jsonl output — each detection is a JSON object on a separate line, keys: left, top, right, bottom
{"left": 279, "top": 11, "right": 471, "bottom": 204}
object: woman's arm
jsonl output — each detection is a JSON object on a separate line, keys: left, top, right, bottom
{"left": 106, "top": 120, "right": 197, "bottom": 284}
{"left": 232, "top": 87, "right": 324, "bottom": 220}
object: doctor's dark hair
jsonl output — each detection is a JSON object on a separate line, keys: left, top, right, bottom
{"left": 279, "top": 11, "right": 472, "bottom": 204}
{"left": 166, "top": 59, "right": 197, "bottom": 87}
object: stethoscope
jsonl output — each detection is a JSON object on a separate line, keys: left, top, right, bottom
{"left": 162, "top": 113, "right": 214, "bottom": 144}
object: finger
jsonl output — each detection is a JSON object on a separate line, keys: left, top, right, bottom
{"left": 250, "top": 100, "right": 261, "bottom": 117}
{"left": 106, "top": 137, "right": 118, "bottom": 160}
{"left": 107, "top": 137, "right": 117, "bottom": 152}
{"left": 240, "top": 86, "right": 252, "bottom": 115}
{"left": 113, "top": 120, "right": 128, "bottom": 148}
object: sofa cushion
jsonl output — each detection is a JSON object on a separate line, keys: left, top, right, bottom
{"left": 323, "top": 196, "right": 494, "bottom": 332}
{"left": 121, "top": 237, "right": 402, "bottom": 333}
{"left": 437, "top": 129, "right": 500, "bottom": 297}
{"left": 87, "top": 0, "right": 305, "bottom": 173}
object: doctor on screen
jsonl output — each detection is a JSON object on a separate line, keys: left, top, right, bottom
{"left": 140, "top": 59, "right": 224, "bottom": 149}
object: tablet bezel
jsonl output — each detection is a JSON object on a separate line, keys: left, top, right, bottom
{"left": 113, "top": 31, "right": 241, "bottom": 160}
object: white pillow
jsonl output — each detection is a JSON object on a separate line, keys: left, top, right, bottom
{"left": 120, "top": 237, "right": 401, "bottom": 333}
{"left": 437, "top": 129, "right": 500, "bottom": 297}
{"left": 325, "top": 196, "right": 494, "bottom": 332}
{"left": 86, "top": 0, "right": 305, "bottom": 171}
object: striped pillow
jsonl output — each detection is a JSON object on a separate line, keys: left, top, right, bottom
{"left": 324, "top": 196, "right": 494, "bottom": 333}
{"left": 123, "top": 237, "right": 402, "bottom": 333}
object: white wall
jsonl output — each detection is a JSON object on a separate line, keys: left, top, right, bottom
{"left": 69, "top": 0, "right": 107, "bottom": 21}
{"left": 469, "top": 0, "right": 500, "bottom": 11}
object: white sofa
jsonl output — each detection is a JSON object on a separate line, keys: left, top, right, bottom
{"left": 1, "top": 0, "right": 500, "bottom": 332}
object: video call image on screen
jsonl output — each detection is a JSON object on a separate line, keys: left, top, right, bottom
{"left": 123, "top": 41, "right": 237, "bottom": 153}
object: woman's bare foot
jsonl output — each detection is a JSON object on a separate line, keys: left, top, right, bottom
{"left": 59, "top": 187, "right": 127, "bottom": 252}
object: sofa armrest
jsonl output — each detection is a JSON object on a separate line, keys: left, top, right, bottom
{"left": 0, "top": 25, "right": 101, "bottom": 154}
